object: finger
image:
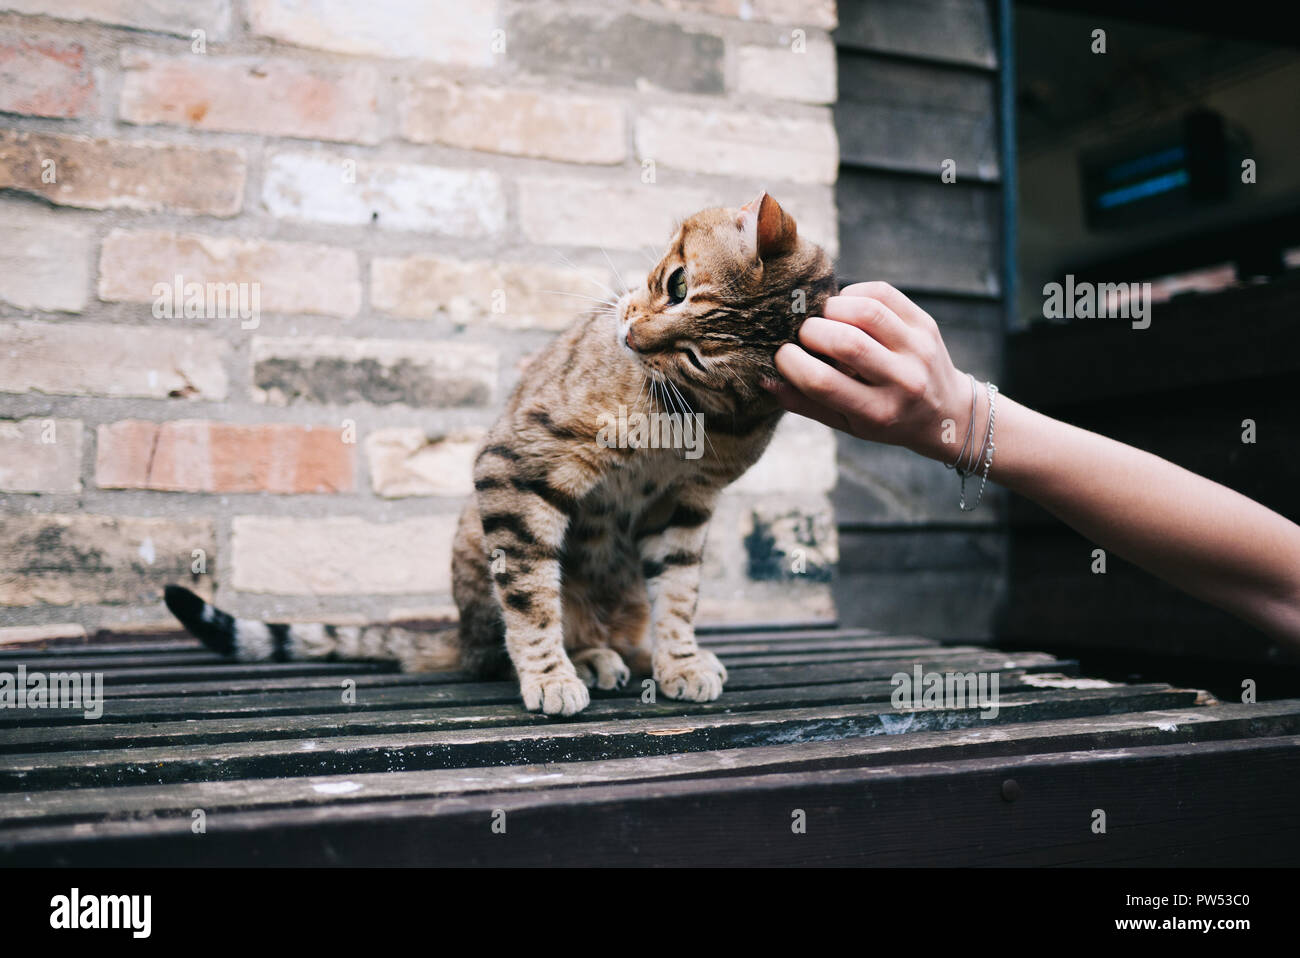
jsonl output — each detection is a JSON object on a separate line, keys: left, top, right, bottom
{"left": 822, "top": 294, "right": 916, "bottom": 350}
{"left": 798, "top": 315, "right": 908, "bottom": 384}
{"left": 763, "top": 378, "right": 852, "bottom": 433}
{"left": 774, "top": 343, "right": 890, "bottom": 422}
{"left": 836, "top": 281, "right": 933, "bottom": 329}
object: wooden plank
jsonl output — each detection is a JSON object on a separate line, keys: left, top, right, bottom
{"left": 0, "top": 623, "right": 851, "bottom": 658}
{"left": 0, "top": 630, "right": 926, "bottom": 663}
{"left": 0, "top": 651, "right": 1074, "bottom": 724}
{"left": 837, "top": 52, "right": 999, "bottom": 179}
{"left": 1, "top": 642, "right": 934, "bottom": 675}
{"left": 838, "top": 171, "right": 1000, "bottom": 297}
{"left": 7, "top": 660, "right": 398, "bottom": 682}
{"left": 0, "top": 664, "right": 1075, "bottom": 728}
{"left": 6, "top": 734, "right": 1295, "bottom": 866}
{"left": 0, "top": 686, "right": 1199, "bottom": 792}
{"left": 0, "top": 639, "right": 202, "bottom": 658}
{"left": 0, "top": 670, "right": 1103, "bottom": 752}
{"left": 835, "top": 0, "right": 997, "bottom": 70}
{"left": 0, "top": 650, "right": 229, "bottom": 670}
{"left": 5, "top": 700, "right": 1293, "bottom": 830}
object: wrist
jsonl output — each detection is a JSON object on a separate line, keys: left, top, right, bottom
{"left": 917, "top": 369, "right": 983, "bottom": 464}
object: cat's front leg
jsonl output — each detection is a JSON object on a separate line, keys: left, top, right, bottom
{"left": 474, "top": 446, "right": 589, "bottom": 716}
{"left": 639, "top": 499, "right": 727, "bottom": 702}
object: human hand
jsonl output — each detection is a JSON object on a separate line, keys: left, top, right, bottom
{"left": 764, "top": 282, "right": 975, "bottom": 463}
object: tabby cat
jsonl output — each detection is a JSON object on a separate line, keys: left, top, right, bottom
{"left": 165, "top": 192, "right": 836, "bottom": 715}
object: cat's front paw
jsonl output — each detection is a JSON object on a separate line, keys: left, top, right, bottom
{"left": 571, "top": 647, "right": 631, "bottom": 690}
{"left": 519, "top": 670, "right": 591, "bottom": 716}
{"left": 654, "top": 649, "right": 728, "bottom": 702}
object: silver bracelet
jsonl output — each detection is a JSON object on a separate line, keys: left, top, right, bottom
{"left": 958, "top": 381, "right": 997, "bottom": 511}
{"left": 945, "top": 373, "right": 977, "bottom": 471}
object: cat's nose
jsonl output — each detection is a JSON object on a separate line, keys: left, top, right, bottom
{"left": 625, "top": 327, "right": 643, "bottom": 352}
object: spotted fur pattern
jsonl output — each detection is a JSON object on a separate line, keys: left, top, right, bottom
{"left": 165, "top": 194, "right": 836, "bottom": 716}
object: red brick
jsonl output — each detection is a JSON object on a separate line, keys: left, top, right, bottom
{"left": 96, "top": 420, "right": 355, "bottom": 494}
{"left": 0, "top": 32, "right": 94, "bottom": 118}
{"left": 118, "top": 50, "right": 380, "bottom": 144}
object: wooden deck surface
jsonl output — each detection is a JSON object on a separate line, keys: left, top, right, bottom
{"left": 2, "top": 624, "right": 1298, "bottom": 866}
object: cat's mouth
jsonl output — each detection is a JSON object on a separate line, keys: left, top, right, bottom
{"left": 614, "top": 296, "right": 723, "bottom": 393}
{"left": 615, "top": 296, "right": 655, "bottom": 369}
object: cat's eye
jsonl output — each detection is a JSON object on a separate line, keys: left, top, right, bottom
{"left": 666, "top": 267, "right": 688, "bottom": 304}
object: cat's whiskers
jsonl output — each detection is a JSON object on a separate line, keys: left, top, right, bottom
{"left": 600, "top": 247, "right": 631, "bottom": 297}
{"left": 631, "top": 368, "right": 653, "bottom": 415}
{"left": 663, "top": 375, "right": 718, "bottom": 459}
{"left": 553, "top": 251, "right": 624, "bottom": 304}
{"left": 540, "top": 289, "right": 618, "bottom": 309}
{"left": 713, "top": 357, "right": 749, "bottom": 395}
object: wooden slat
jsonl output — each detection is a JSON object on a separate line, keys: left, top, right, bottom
{"left": 7, "top": 735, "right": 1296, "bottom": 866}
{"left": 0, "top": 686, "right": 1199, "bottom": 792}
{"left": 0, "top": 639, "right": 202, "bottom": 658}
{"left": 838, "top": 171, "right": 1001, "bottom": 297}
{"left": 0, "top": 650, "right": 1073, "bottom": 724}
{"left": 835, "top": 0, "right": 998, "bottom": 70}
{"left": 0, "top": 665, "right": 1074, "bottom": 729}
{"left": 5, "top": 700, "right": 1294, "bottom": 831}
{"left": 0, "top": 670, "right": 1109, "bottom": 753}
{"left": 837, "top": 52, "right": 1000, "bottom": 179}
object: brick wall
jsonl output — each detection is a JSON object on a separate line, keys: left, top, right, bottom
{"left": 0, "top": 0, "right": 842, "bottom": 641}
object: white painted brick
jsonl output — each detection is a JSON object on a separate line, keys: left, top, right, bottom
{"left": 263, "top": 152, "right": 506, "bottom": 237}
{"left": 371, "top": 254, "right": 609, "bottom": 330}
{"left": 636, "top": 105, "right": 838, "bottom": 184}
{"left": 98, "top": 229, "right": 361, "bottom": 319}
{"left": 0, "top": 201, "right": 90, "bottom": 312}
{"left": 365, "top": 426, "right": 485, "bottom": 497}
{"left": 518, "top": 179, "right": 717, "bottom": 250}
{"left": 248, "top": 0, "right": 497, "bottom": 66}
{"left": 736, "top": 40, "right": 837, "bottom": 104}
{"left": 0, "top": 418, "right": 82, "bottom": 494}
{"left": 400, "top": 77, "right": 625, "bottom": 163}
{"left": 231, "top": 515, "right": 458, "bottom": 594}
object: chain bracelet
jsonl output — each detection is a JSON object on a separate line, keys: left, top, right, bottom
{"left": 946, "top": 373, "right": 978, "bottom": 472}
{"left": 958, "top": 381, "right": 997, "bottom": 511}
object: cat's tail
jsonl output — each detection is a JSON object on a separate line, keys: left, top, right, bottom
{"left": 163, "top": 584, "right": 460, "bottom": 672}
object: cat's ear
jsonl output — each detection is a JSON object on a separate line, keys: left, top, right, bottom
{"left": 737, "top": 191, "right": 797, "bottom": 260}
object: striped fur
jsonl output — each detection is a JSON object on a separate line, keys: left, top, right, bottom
{"left": 165, "top": 193, "right": 836, "bottom": 716}
{"left": 164, "top": 585, "right": 460, "bottom": 672}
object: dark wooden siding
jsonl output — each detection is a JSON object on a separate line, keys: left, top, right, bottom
{"left": 832, "top": 0, "right": 1007, "bottom": 639}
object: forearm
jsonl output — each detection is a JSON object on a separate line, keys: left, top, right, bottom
{"left": 770, "top": 283, "right": 1300, "bottom": 648}
{"left": 983, "top": 394, "right": 1300, "bottom": 642}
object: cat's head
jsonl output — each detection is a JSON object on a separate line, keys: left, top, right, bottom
{"left": 616, "top": 192, "right": 836, "bottom": 413}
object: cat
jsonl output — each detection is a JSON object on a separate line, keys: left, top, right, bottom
{"left": 165, "top": 192, "right": 837, "bottom": 716}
